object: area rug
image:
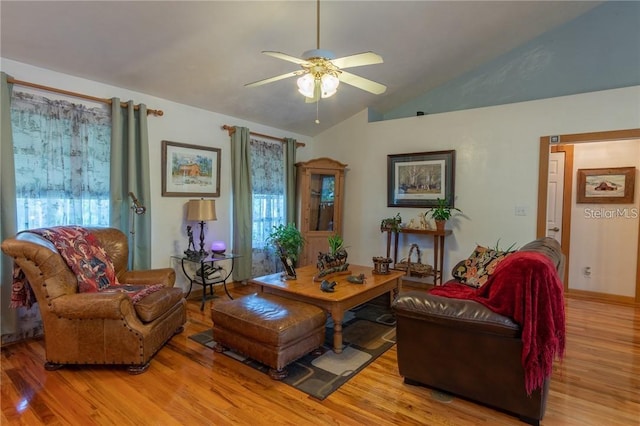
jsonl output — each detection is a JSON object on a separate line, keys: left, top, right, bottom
{"left": 189, "top": 295, "right": 396, "bottom": 400}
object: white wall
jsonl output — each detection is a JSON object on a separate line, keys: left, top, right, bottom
{"left": 4, "top": 58, "right": 639, "bottom": 295}
{"left": 1, "top": 58, "right": 312, "bottom": 292}
{"left": 311, "top": 86, "right": 640, "bottom": 287}
{"left": 568, "top": 140, "right": 640, "bottom": 297}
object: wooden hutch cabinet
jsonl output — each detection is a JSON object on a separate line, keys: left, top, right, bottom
{"left": 296, "top": 158, "right": 347, "bottom": 267}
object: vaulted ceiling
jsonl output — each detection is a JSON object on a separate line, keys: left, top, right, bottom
{"left": 0, "top": 1, "right": 599, "bottom": 136}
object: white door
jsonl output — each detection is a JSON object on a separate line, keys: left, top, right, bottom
{"left": 546, "top": 151, "right": 565, "bottom": 244}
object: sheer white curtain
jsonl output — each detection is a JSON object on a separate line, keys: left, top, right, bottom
{"left": 250, "top": 138, "right": 285, "bottom": 276}
{"left": 11, "top": 91, "right": 111, "bottom": 231}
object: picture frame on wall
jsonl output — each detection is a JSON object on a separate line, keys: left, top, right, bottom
{"left": 576, "top": 166, "right": 635, "bottom": 204}
{"left": 387, "top": 150, "right": 456, "bottom": 208}
{"left": 161, "top": 140, "right": 221, "bottom": 197}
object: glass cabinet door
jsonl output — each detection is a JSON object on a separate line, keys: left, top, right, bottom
{"left": 296, "top": 157, "right": 347, "bottom": 267}
{"left": 309, "top": 173, "right": 335, "bottom": 231}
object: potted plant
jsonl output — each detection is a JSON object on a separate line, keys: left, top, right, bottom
{"left": 426, "top": 198, "right": 462, "bottom": 231}
{"left": 268, "top": 223, "right": 304, "bottom": 261}
{"left": 267, "top": 223, "right": 304, "bottom": 278}
{"left": 328, "top": 233, "right": 348, "bottom": 266}
{"left": 317, "top": 234, "right": 349, "bottom": 275}
{"left": 328, "top": 233, "right": 344, "bottom": 255}
{"left": 380, "top": 213, "right": 402, "bottom": 232}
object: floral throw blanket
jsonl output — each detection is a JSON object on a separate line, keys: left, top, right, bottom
{"left": 11, "top": 226, "right": 163, "bottom": 308}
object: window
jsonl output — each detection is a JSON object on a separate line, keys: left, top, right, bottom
{"left": 250, "top": 138, "right": 285, "bottom": 276}
{"left": 10, "top": 91, "right": 111, "bottom": 231}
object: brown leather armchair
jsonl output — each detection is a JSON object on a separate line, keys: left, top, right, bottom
{"left": 1, "top": 227, "right": 186, "bottom": 374}
{"left": 392, "top": 238, "right": 565, "bottom": 425}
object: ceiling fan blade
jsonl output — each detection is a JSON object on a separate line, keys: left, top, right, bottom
{"left": 331, "top": 52, "right": 383, "bottom": 69}
{"left": 339, "top": 71, "right": 387, "bottom": 95}
{"left": 245, "top": 71, "right": 301, "bottom": 88}
{"left": 262, "top": 51, "right": 308, "bottom": 65}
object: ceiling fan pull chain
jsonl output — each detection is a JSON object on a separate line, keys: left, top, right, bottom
{"left": 315, "top": 101, "right": 320, "bottom": 124}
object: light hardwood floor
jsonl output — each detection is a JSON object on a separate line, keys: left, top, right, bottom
{"left": 2, "top": 284, "right": 639, "bottom": 425}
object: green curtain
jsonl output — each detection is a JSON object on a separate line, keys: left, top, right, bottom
{"left": 0, "top": 72, "right": 18, "bottom": 337}
{"left": 110, "top": 98, "right": 151, "bottom": 270}
{"left": 284, "top": 138, "right": 297, "bottom": 224}
{"left": 230, "top": 127, "right": 253, "bottom": 281}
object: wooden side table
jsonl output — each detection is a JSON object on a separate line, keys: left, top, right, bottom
{"left": 383, "top": 227, "right": 452, "bottom": 285}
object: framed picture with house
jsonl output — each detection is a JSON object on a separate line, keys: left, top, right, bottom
{"left": 576, "top": 166, "right": 635, "bottom": 204}
{"left": 161, "top": 140, "right": 221, "bottom": 197}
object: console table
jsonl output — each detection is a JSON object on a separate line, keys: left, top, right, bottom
{"left": 383, "top": 227, "right": 452, "bottom": 285}
{"left": 171, "top": 253, "right": 239, "bottom": 310}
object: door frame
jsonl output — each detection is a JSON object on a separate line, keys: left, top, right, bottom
{"left": 536, "top": 128, "right": 640, "bottom": 305}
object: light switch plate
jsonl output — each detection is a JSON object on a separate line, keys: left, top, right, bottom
{"left": 515, "top": 205, "right": 528, "bottom": 216}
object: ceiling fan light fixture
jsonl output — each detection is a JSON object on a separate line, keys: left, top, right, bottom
{"left": 247, "top": 0, "right": 386, "bottom": 111}
{"left": 320, "top": 73, "right": 339, "bottom": 98}
{"left": 297, "top": 74, "right": 315, "bottom": 98}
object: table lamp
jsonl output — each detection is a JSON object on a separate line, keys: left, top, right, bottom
{"left": 186, "top": 199, "right": 217, "bottom": 256}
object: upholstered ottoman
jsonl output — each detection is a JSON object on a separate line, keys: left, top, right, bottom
{"left": 211, "top": 292, "right": 326, "bottom": 379}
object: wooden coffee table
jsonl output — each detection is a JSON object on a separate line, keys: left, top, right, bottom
{"left": 250, "top": 264, "right": 404, "bottom": 353}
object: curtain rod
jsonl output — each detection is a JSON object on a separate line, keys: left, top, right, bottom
{"left": 222, "top": 124, "right": 305, "bottom": 147}
{"left": 7, "top": 77, "right": 164, "bottom": 117}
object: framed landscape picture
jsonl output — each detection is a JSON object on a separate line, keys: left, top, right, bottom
{"left": 162, "top": 140, "right": 221, "bottom": 197}
{"left": 387, "top": 150, "right": 456, "bottom": 208}
{"left": 576, "top": 166, "right": 635, "bottom": 204}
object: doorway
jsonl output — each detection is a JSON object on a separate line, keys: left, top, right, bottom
{"left": 537, "top": 128, "right": 640, "bottom": 305}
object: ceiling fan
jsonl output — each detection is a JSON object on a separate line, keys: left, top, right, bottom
{"left": 245, "top": 0, "right": 387, "bottom": 104}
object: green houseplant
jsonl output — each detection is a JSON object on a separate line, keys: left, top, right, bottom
{"left": 317, "top": 233, "right": 349, "bottom": 274}
{"left": 426, "top": 198, "right": 462, "bottom": 231}
{"left": 380, "top": 213, "right": 402, "bottom": 232}
{"left": 267, "top": 223, "right": 304, "bottom": 263}
{"left": 327, "top": 233, "right": 344, "bottom": 255}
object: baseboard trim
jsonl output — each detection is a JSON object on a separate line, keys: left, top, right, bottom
{"left": 566, "top": 289, "right": 637, "bottom": 306}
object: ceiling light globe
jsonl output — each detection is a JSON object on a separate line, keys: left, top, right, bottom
{"left": 297, "top": 74, "right": 315, "bottom": 98}
{"left": 320, "top": 74, "right": 340, "bottom": 98}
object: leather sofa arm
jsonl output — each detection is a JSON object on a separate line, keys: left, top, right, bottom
{"left": 118, "top": 268, "right": 176, "bottom": 287}
{"left": 519, "top": 237, "right": 565, "bottom": 283}
{"left": 49, "top": 292, "right": 136, "bottom": 320}
{"left": 392, "top": 290, "right": 520, "bottom": 337}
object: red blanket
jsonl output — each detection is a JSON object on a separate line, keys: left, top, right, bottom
{"left": 430, "top": 251, "right": 565, "bottom": 394}
{"left": 11, "top": 226, "right": 162, "bottom": 308}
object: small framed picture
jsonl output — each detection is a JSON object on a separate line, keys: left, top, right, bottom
{"left": 576, "top": 167, "right": 635, "bottom": 204}
{"left": 161, "top": 140, "right": 221, "bottom": 197}
{"left": 280, "top": 256, "right": 297, "bottom": 279}
{"left": 387, "top": 150, "right": 456, "bottom": 208}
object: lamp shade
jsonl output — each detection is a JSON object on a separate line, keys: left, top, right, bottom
{"left": 321, "top": 73, "right": 339, "bottom": 98}
{"left": 186, "top": 199, "right": 217, "bottom": 221}
{"left": 297, "top": 74, "right": 315, "bottom": 98}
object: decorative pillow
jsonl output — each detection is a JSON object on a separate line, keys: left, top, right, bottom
{"left": 453, "top": 245, "right": 512, "bottom": 288}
